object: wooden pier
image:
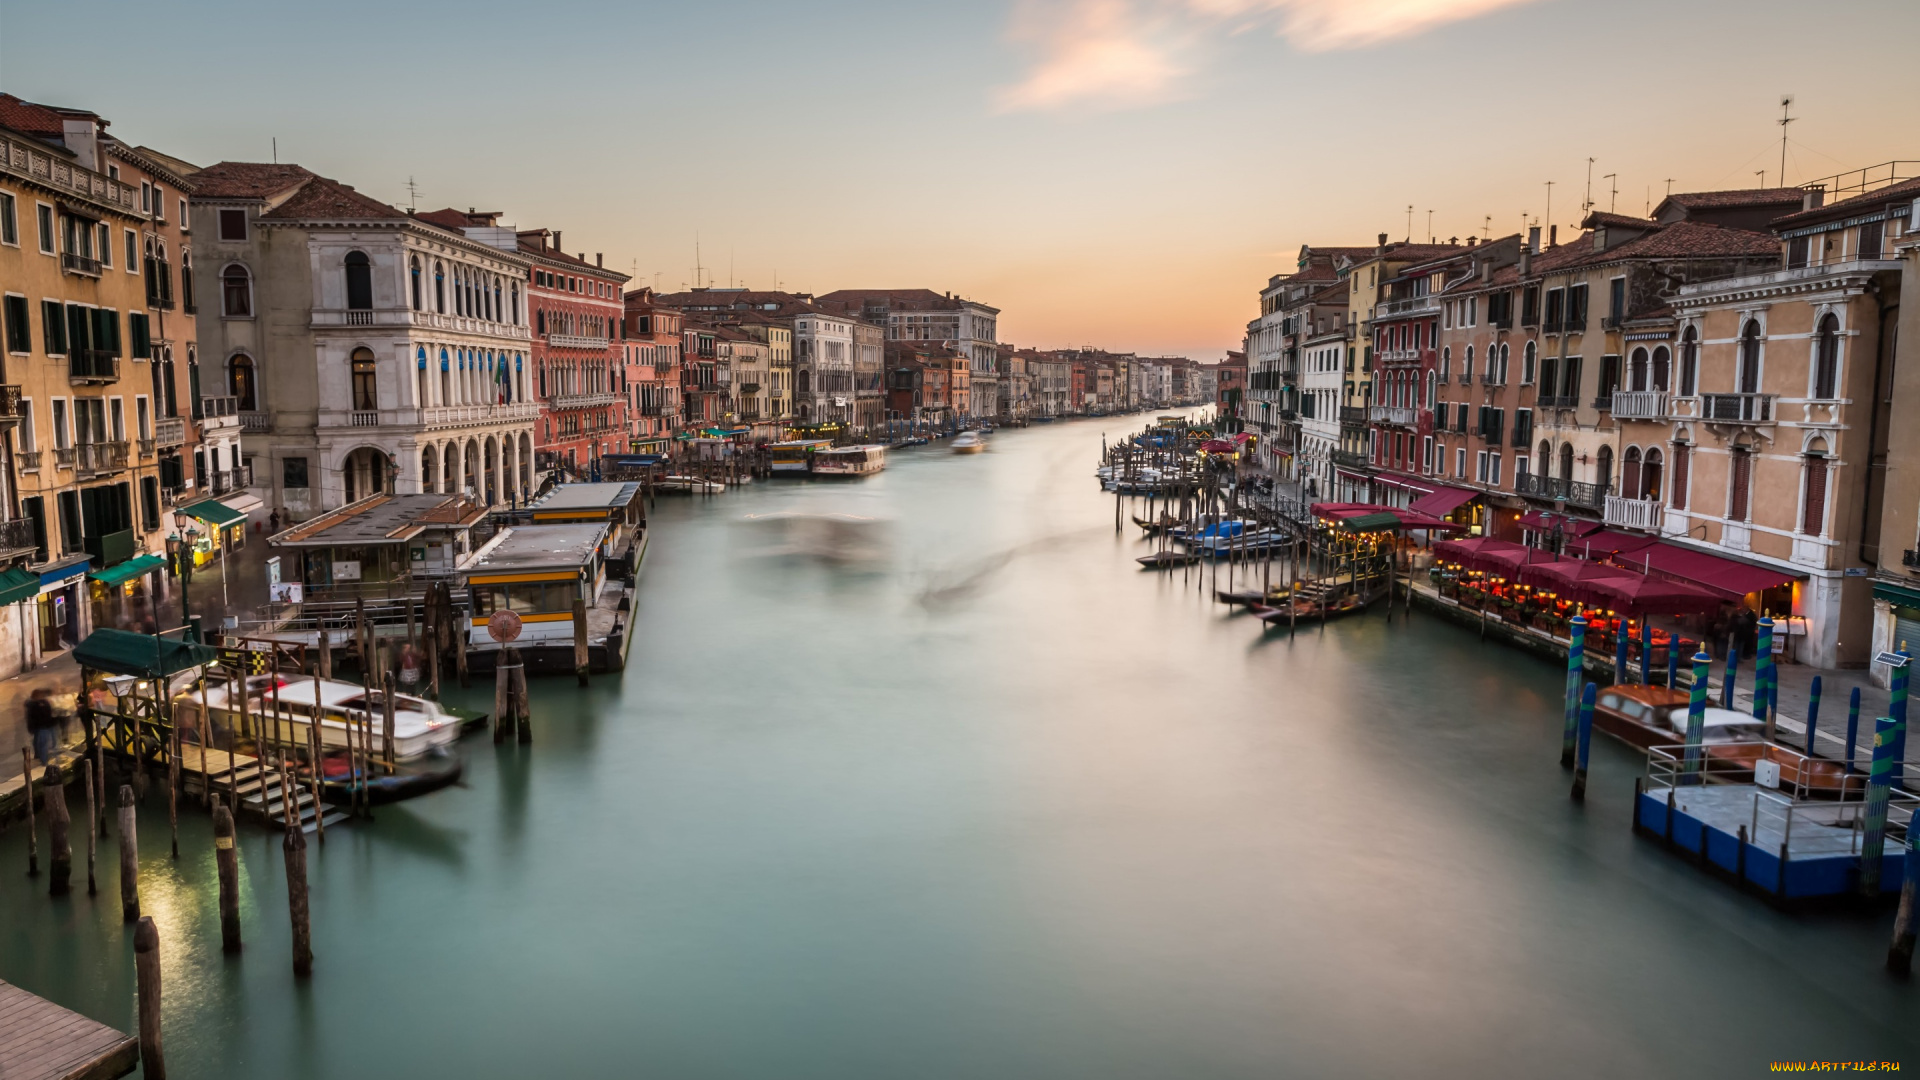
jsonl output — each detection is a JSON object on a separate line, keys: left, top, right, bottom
{"left": 178, "top": 745, "right": 346, "bottom": 834}
{"left": 0, "top": 979, "right": 138, "bottom": 1080}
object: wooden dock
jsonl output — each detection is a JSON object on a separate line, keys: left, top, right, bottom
{"left": 0, "top": 979, "right": 138, "bottom": 1080}
{"left": 178, "top": 745, "right": 347, "bottom": 834}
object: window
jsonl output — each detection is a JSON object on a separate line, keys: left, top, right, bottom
{"left": 1560, "top": 356, "right": 1582, "bottom": 400}
{"left": 1464, "top": 344, "right": 1474, "bottom": 380}
{"left": 52, "top": 398, "right": 68, "bottom": 449}
{"left": 136, "top": 396, "right": 150, "bottom": 441}
{"left": 1801, "top": 447, "right": 1829, "bottom": 535}
{"left": 1787, "top": 236, "right": 1810, "bottom": 269}
{"left": 1598, "top": 354, "right": 1620, "bottom": 401}
{"left": 345, "top": 251, "right": 373, "bottom": 310}
{"left": 1559, "top": 443, "right": 1574, "bottom": 483}
{"left": 1476, "top": 450, "right": 1490, "bottom": 483}
{"left": 1567, "top": 284, "right": 1588, "bottom": 329}
{"left": 180, "top": 250, "right": 195, "bottom": 313}
{"left": 141, "top": 477, "right": 161, "bottom": 532}
{"left": 1608, "top": 277, "right": 1626, "bottom": 322}
{"left": 97, "top": 223, "right": 111, "bottom": 268}
{"left": 410, "top": 255, "right": 422, "bottom": 310}
{"left": 217, "top": 209, "right": 247, "bottom": 242}
{"left": 1423, "top": 436, "right": 1434, "bottom": 473}
{"left": 283, "top": 457, "right": 310, "bottom": 488}
{"left": 351, "top": 347, "right": 378, "bottom": 410}
{"left": 221, "top": 264, "right": 253, "bottom": 317}
{"left": 1812, "top": 314, "right": 1839, "bottom": 399}
{"left": 1488, "top": 453, "right": 1501, "bottom": 486}
{"left": 1523, "top": 341, "right": 1536, "bottom": 385}
{"left": 129, "top": 312, "right": 150, "bottom": 358}
{"left": 1651, "top": 346, "right": 1670, "bottom": 393}
{"left": 1679, "top": 327, "right": 1698, "bottom": 396}
{"left": 1512, "top": 408, "right": 1532, "bottom": 448}
{"left": 1440, "top": 346, "right": 1450, "bottom": 378}
{"left": 41, "top": 300, "right": 67, "bottom": 354}
{"left": 1727, "top": 446, "right": 1752, "bottom": 521}
{"left": 434, "top": 262, "right": 446, "bottom": 313}
{"left": 1544, "top": 288, "right": 1564, "bottom": 328}
{"left": 36, "top": 204, "right": 54, "bottom": 253}
{"left": 1738, "top": 321, "right": 1762, "bottom": 393}
{"left": 229, "top": 353, "right": 257, "bottom": 410}
{"left": 1455, "top": 447, "right": 1467, "bottom": 479}
{"left": 3, "top": 295, "right": 27, "bottom": 353}
{"left": 1860, "top": 220, "right": 1885, "bottom": 260}
{"left": 1629, "top": 347, "right": 1648, "bottom": 392}
{"left": 125, "top": 229, "right": 138, "bottom": 272}
{"left": 0, "top": 192, "right": 15, "bottom": 245}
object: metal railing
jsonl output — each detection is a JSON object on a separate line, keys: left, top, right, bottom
{"left": 1331, "top": 449, "right": 1371, "bottom": 469}
{"left": 1338, "top": 406, "right": 1368, "bottom": 423}
{"left": 1368, "top": 405, "right": 1416, "bottom": 427}
{"left": 16, "top": 450, "right": 41, "bottom": 471}
{"left": 53, "top": 447, "right": 75, "bottom": 469}
{"left": 1604, "top": 495, "right": 1663, "bottom": 531}
{"left": 1703, "top": 393, "right": 1774, "bottom": 423}
{"left": 155, "top": 416, "right": 186, "bottom": 447}
{"left": 1536, "top": 394, "right": 1578, "bottom": 409}
{"left": 137, "top": 437, "right": 155, "bottom": 458}
{"left": 61, "top": 253, "right": 102, "bottom": 277}
{"left": 1611, "top": 390, "right": 1668, "bottom": 420}
{"left": 69, "top": 350, "right": 119, "bottom": 382}
{"left": 74, "top": 440, "right": 130, "bottom": 476}
{"left": 1514, "top": 472, "right": 1608, "bottom": 508}
{"left": 0, "top": 516, "right": 35, "bottom": 554}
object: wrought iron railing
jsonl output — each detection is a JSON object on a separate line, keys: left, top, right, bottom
{"left": 1514, "top": 472, "right": 1609, "bottom": 509}
{"left": 1702, "top": 393, "right": 1774, "bottom": 423}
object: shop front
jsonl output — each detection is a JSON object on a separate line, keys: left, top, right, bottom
{"left": 1872, "top": 580, "right": 1920, "bottom": 688}
{"left": 178, "top": 498, "right": 247, "bottom": 570}
{"left": 86, "top": 553, "right": 169, "bottom": 634}
{"left": 33, "top": 558, "right": 91, "bottom": 655}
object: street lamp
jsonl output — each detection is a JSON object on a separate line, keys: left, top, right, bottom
{"left": 169, "top": 510, "right": 193, "bottom": 626}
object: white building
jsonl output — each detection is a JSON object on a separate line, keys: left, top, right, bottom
{"left": 815, "top": 290, "right": 999, "bottom": 419}
{"left": 188, "top": 162, "right": 538, "bottom": 519}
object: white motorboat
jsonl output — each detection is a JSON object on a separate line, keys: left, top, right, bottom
{"left": 177, "top": 673, "right": 463, "bottom": 762}
{"left": 950, "top": 431, "right": 986, "bottom": 454}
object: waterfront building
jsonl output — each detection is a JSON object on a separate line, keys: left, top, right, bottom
{"left": 1882, "top": 178, "right": 1920, "bottom": 674}
{"left": 679, "top": 323, "right": 726, "bottom": 428}
{"left": 815, "top": 289, "right": 1000, "bottom": 421}
{"left": 619, "top": 288, "right": 683, "bottom": 453}
{"left": 1214, "top": 351, "right": 1245, "bottom": 433}
{"left": 503, "top": 224, "right": 629, "bottom": 482}
{"left": 654, "top": 289, "right": 858, "bottom": 432}
{"left": 187, "top": 162, "right": 538, "bottom": 516}
{"left": 715, "top": 326, "right": 774, "bottom": 434}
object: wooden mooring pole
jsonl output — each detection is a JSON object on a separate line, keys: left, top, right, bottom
{"left": 118, "top": 785, "right": 139, "bottom": 920}
{"left": 46, "top": 764, "right": 70, "bottom": 896}
{"left": 283, "top": 823, "right": 313, "bottom": 977}
{"left": 573, "top": 597, "right": 590, "bottom": 688}
{"left": 82, "top": 759, "right": 97, "bottom": 895}
{"left": 214, "top": 803, "right": 241, "bottom": 952}
{"left": 23, "top": 748, "right": 38, "bottom": 875}
{"left": 135, "top": 915, "right": 165, "bottom": 1080}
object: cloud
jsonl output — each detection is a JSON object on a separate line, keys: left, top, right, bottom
{"left": 999, "top": 0, "right": 1544, "bottom": 111}
{"left": 996, "top": 0, "right": 1190, "bottom": 113}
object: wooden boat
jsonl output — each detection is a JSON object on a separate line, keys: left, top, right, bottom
{"left": 1137, "top": 550, "right": 1201, "bottom": 569}
{"left": 1250, "top": 582, "right": 1382, "bottom": 623}
{"left": 1594, "top": 684, "right": 1854, "bottom": 795}
{"left": 1217, "top": 586, "right": 1290, "bottom": 606}
{"left": 1134, "top": 513, "right": 1187, "bottom": 535}
{"left": 318, "top": 747, "right": 464, "bottom": 805}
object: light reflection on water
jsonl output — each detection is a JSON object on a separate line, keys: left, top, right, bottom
{"left": 1, "top": 419, "right": 1916, "bottom": 1078}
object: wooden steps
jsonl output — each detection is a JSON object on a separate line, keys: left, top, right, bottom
{"left": 178, "top": 745, "right": 346, "bottom": 835}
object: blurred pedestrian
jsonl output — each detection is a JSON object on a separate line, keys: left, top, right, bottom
{"left": 25, "top": 688, "right": 57, "bottom": 764}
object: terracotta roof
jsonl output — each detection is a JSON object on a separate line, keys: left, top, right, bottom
{"left": 1770, "top": 176, "right": 1920, "bottom": 229}
{"left": 259, "top": 176, "right": 406, "bottom": 220}
{"left": 188, "top": 162, "right": 316, "bottom": 200}
{"left": 0, "top": 94, "right": 69, "bottom": 138}
{"left": 1656, "top": 188, "right": 1804, "bottom": 212}
{"left": 412, "top": 208, "right": 473, "bottom": 230}
{"left": 515, "top": 238, "right": 629, "bottom": 279}
{"left": 1583, "top": 211, "right": 1658, "bottom": 230}
{"left": 1606, "top": 221, "right": 1778, "bottom": 260}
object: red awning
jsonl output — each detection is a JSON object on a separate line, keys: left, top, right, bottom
{"left": 1572, "top": 529, "right": 1659, "bottom": 558}
{"left": 1517, "top": 510, "right": 1604, "bottom": 537}
{"left": 1371, "top": 472, "right": 1433, "bottom": 493}
{"left": 1433, "top": 538, "right": 1535, "bottom": 575}
{"left": 1634, "top": 542, "right": 1800, "bottom": 599}
{"left": 1408, "top": 484, "right": 1479, "bottom": 517}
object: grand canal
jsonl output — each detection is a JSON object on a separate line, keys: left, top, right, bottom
{"left": 2, "top": 418, "right": 1915, "bottom": 1077}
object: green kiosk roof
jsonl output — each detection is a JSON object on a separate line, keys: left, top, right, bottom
{"left": 182, "top": 499, "right": 245, "bottom": 527}
{"left": 73, "top": 628, "right": 218, "bottom": 678}
{"left": 0, "top": 566, "right": 37, "bottom": 606}
{"left": 88, "top": 554, "right": 166, "bottom": 588}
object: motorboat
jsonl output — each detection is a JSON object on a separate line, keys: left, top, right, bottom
{"left": 950, "top": 431, "right": 986, "bottom": 454}
{"left": 319, "top": 747, "right": 465, "bottom": 805}
{"left": 179, "top": 673, "right": 464, "bottom": 763}
{"left": 658, "top": 475, "right": 726, "bottom": 494}
{"left": 1593, "top": 684, "right": 1853, "bottom": 795}
{"left": 811, "top": 445, "right": 888, "bottom": 476}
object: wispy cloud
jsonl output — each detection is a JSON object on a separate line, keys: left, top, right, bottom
{"left": 999, "top": 0, "right": 1544, "bottom": 112}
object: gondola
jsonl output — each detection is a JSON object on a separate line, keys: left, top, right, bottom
{"left": 319, "top": 749, "right": 464, "bottom": 805}
{"left": 1136, "top": 550, "right": 1201, "bottom": 569}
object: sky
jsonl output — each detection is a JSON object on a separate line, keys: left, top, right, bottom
{"left": 2, "top": 0, "right": 1916, "bottom": 360}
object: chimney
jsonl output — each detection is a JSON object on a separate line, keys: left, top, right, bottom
{"left": 1467, "top": 236, "right": 1478, "bottom": 248}
{"left": 1481, "top": 259, "right": 1493, "bottom": 283}
{"left": 552, "top": 230, "right": 562, "bottom": 253}
{"left": 1519, "top": 246, "right": 1532, "bottom": 278}
{"left": 1802, "top": 185, "right": 1826, "bottom": 211}
{"left": 1527, "top": 226, "right": 1541, "bottom": 254}
{"left": 1549, "top": 225, "right": 1558, "bottom": 248}
{"left": 596, "top": 253, "right": 603, "bottom": 268}
{"left": 1377, "top": 232, "right": 1389, "bottom": 254}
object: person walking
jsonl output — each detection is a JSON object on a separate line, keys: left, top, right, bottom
{"left": 24, "top": 688, "right": 58, "bottom": 765}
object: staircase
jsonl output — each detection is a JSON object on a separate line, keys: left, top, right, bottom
{"left": 179, "top": 746, "right": 347, "bottom": 835}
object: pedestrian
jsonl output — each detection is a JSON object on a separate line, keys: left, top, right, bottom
{"left": 25, "top": 688, "right": 58, "bottom": 765}
{"left": 1734, "top": 607, "right": 1758, "bottom": 660}
{"left": 269, "top": 509, "right": 281, "bottom": 533}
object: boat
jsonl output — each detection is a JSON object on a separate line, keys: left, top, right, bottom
{"left": 950, "top": 431, "right": 986, "bottom": 454}
{"left": 657, "top": 475, "right": 725, "bottom": 494}
{"left": 1216, "top": 586, "right": 1292, "bottom": 606}
{"left": 811, "top": 445, "right": 887, "bottom": 476}
{"left": 1133, "top": 513, "right": 1187, "bottom": 535}
{"left": 1250, "top": 582, "right": 1385, "bottom": 623}
{"left": 769, "top": 439, "right": 834, "bottom": 474}
{"left": 1593, "top": 684, "right": 1854, "bottom": 795}
{"left": 318, "top": 747, "right": 464, "bottom": 805}
{"left": 1187, "top": 530, "right": 1288, "bottom": 557}
{"left": 178, "top": 673, "right": 464, "bottom": 763}
{"left": 1137, "top": 550, "right": 1201, "bottom": 569}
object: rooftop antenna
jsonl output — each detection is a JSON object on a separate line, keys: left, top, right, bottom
{"left": 1778, "top": 95, "right": 1796, "bottom": 185}
{"left": 1604, "top": 173, "right": 1618, "bottom": 213}
{"left": 404, "top": 175, "right": 421, "bottom": 214}
{"left": 1544, "top": 181, "right": 1555, "bottom": 242}
{"left": 1405, "top": 204, "right": 1413, "bottom": 243}
{"left": 729, "top": 248, "right": 734, "bottom": 289}
{"left": 695, "top": 234, "right": 704, "bottom": 289}
{"left": 1427, "top": 209, "right": 1434, "bottom": 243}
{"left": 1644, "top": 185, "right": 1651, "bottom": 216}
{"left": 1582, "top": 158, "right": 1596, "bottom": 215}
{"left": 1756, "top": 169, "right": 1767, "bottom": 188}
{"left": 1483, "top": 214, "right": 1492, "bottom": 238}
{"left": 272, "top": 137, "right": 278, "bottom": 164}
{"left": 1665, "top": 178, "right": 1675, "bottom": 198}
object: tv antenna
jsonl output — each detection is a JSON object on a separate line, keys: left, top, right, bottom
{"left": 1544, "top": 181, "right": 1555, "bottom": 241}
{"left": 404, "top": 176, "right": 421, "bottom": 214}
{"left": 1778, "top": 95, "right": 1795, "bottom": 185}
{"left": 1603, "top": 173, "right": 1618, "bottom": 213}
{"left": 1582, "top": 158, "right": 1596, "bottom": 215}
{"left": 1405, "top": 205, "right": 1413, "bottom": 243}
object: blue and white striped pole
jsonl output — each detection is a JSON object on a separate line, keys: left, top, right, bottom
{"left": 1684, "top": 651, "right": 1710, "bottom": 786}
{"left": 1615, "top": 625, "right": 1630, "bottom": 686}
{"left": 1754, "top": 618, "right": 1775, "bottom": 741}
{"left": 1666, "top": 642, "right": 1679, "bottom": 690}
{"left": 1640, "top": 619, "right": 1653, "bottom": 685}
{"left": 1861, "top": 714, "right": 1905, "bottom": 896}
{"left": 1572, "top": 681, "right": 1597, "bottom": 802}
{"left": 1805, "top": 675, "right": 1823, "bottom": 757}
{"left": 1721, "top": 645, "right": 1740, "bottom": 710}
{"left": 1561, "top": 616, "right": 1588, "bottom": 768}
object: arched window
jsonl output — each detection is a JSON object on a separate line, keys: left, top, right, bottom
{"left": 180, "top": 249, "right": 195, "bottom": 313}
{"left": 1537, "top": 440, "right": 1551, "bottom": 479}
{"left": 1669, "top": 442, "right": 1691, "bottom": 511}
{"left": 1728, "top": 443, "right": 1753, "bottom": 521}
{"left": 1651, "top": 346, "right": 1670, "bottom": 393}
{"left": 350, "top": 347, "right": 378, "bottom": 411}
{"left": 434, "top": 262, "right": 446, "bottom": 313}
{"left": 1463, "top": 344, "right": 1475, "bottom": 379}
{"left": 1738, "top": 321, "right": 1762, "bottom": 393}
{"left": 1679, "top": 326, "right": 1698, "bottom": 396}
{"left": 229, "top": 353, "right": 257, "bottom": 411}
{"left": 1813, "top": 314, "right": 1840, "bottom": 399}
{"left": 345, "top": 251, "right": 373, "bottom": 310}
{"left": 1498, "top": 342, "right": 1510, "bottom": 384}
{"left": 1596, "top": 445, "right": 1613, "bottom": 493}
{"left": 1642, "top": 447, "right": 1664, "bottom": 502}
{"left": 510, "top": 284, "right": 520, "bottom": 325}
{"left": 1558, "top": 442, "right": 1574, "bottom": 483}
{"left": 1629, "top": 347, "right": 1649, "bottom": 392}
{"left": 221, "top": 263, "right": 252, "bottom": 318}
{"left": 1801, "top": 438, "right": 1830, "bottom": 535}
{"left": 1523, "top": 340, "right": 1537, "bottom": 385}
{"left": 410, "top": 256, "right": 423, "bottom": 311}
{"left": 1622, "top": 446, "right": 1641, "bottom": 500}
{"left": 1440, "top": 346, "right": 1450, "bottom": 378}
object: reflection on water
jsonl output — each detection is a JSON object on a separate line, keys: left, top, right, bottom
{"left": 0, "top": 421, "right": 1917, "bottom": 1078}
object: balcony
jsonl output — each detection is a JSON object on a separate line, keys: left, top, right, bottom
{"left": 1480, "top": 372, "right": 1504, "bottom": 386}
{"left": 419, "top": 402, "right": 541, "bottom": 430}
{"left": 155, "top": 416, "right": 186, "bottom": 448}
{"left": 75, "top": 441, "right": 130, "bottom": 477}
{"left": 1609, "top": 390, "right": 1668, "bottom": 420}
{"left": 1375, "top": 295, "right": 1440, "bottom": 318}
{"left": 16, "top": 450, "right": 40, "bottom": 472}
{"left": 1338, "top": 406, "right": 1368, "bottom": 424}
{"left": 137, "top": 438, "right": 155, "bottom": 458}
{"left": 1514, "top": 472, "right": 1609, "bottom": 510}
{"left": 1332, "top": 449, "right": 1371, "bottom": 469}
{"left": 61, "top": 253, "right": 102, "bottom": 277}
{"left": 1603, "top": 495, "right": 1664, "bottom": 531}
{"left": 0, "top": 517, "right": 36, "bottom": 556}
{"left": 0, "top": 385, "right": 20, "bottom": 427}
{"left": 551, "top": 392, "right": 621, "bottom": 410}
{"left": 1368, "top": 405, "right": 1416, "bottom": 427}
{"left": 68, "top": 350, "right": 119, "bottom": 384}
{"left": 194, "top": 395, "right": 238, "bottom": 420}
{"left": 207, "top": 466, "right": 252, "bottom": 496}
{"left": 1536, "top": 394, "right": 1578, "bottom": 409}
{"left": 547, "top": 333, "right": 611, "bottom": 351}
{"left": 82, "top": 528, "right": 134, "bottom": 569}
{"left": 1702, "top": 392, "right": 1774, "bottom": 424}
{"left": 239, "top": 411, "right": 270, "bottom": 433}
{"left": 53, "top": 447, "right": 75, "bottom": 469}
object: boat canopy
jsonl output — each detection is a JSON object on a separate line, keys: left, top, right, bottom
{"left": 74, "top": 628, "right": 218, "bottom": 678}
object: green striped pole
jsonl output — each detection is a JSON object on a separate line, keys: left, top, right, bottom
{"left": 1805, "top": 675, "right": 1823, "bottom": 757}
{"left": 1889, "top": 826, "right": 1920, "bottom": 974}
{"left": 1684, "top": 651, "right": 1710, "bottom": 785}
{"left": 1846, "top": 687, "right": 1862, "bottom": 773}
{"left": 1890, "top": 651, "right": 1910, "bottom": 787}
{"left": 1861, "top": 715, "right": 1904, "bottom": 896}
{"left": 1721, "top": 645, "right": 1739, "bottom": 709}
{"left": 1640, "top": 619, "right": 1652, "bottom": 685}
{"left": 1753, "top": 618, "right": 1775, "bottom": 742}
{"left": 1572, "top": 681, "right": 1597, "bottom": 802}
{"left": 1561, "top": 616, "right": 1588, "bottom": 768}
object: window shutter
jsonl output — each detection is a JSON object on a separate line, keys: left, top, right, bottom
{"left": 130, "top": 313, "right": 150, "bottom": 359}
{"left": 1729, "top": 451, "right": 1751, "bottom": 521}
{"left": 1671, "top": 444, "right": 1690, "bottom": 511}
{"left": 1802, "top": 457, "right": 1828, "bottom": 535}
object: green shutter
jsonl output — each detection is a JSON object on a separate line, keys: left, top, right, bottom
{"left": 42, "top": 300, "right": 65, "bottom": 354}
{"left": 67, "top": 304, "right": 89, "bottom": 354}
{"left": 129, "top": 313, "right": 150, "bottom": 359}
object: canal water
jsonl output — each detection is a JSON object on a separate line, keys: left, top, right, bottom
{"left": 2, "top": 419, "right": 1915, "bottom": 1078}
